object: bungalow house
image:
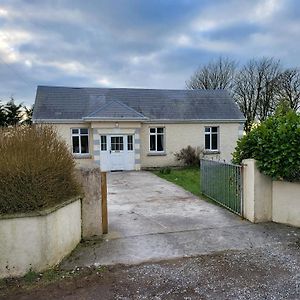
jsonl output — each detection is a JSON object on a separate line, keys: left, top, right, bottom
{"left": 32, "top": 86, "right": 245, "bottom": 171}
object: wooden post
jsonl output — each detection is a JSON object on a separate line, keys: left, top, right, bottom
{"left": 101, "top": 172, "right": 108, "bottom": 234}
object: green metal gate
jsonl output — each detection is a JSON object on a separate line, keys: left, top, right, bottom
{"left": 200, "top": 159, "right": 243, "bottom": 216}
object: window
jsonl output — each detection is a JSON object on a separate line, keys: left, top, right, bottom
{"left": 127, "top": 135, "right": 133, "bottom": 151}
{"left": 72, "top": 128, "right": 89, "bottom": 154}
{"left": 149, "top": 127, "right": 164, "bottom": 152}
{"left": 205, "top": 127, "right": 219, "bottom": 151}
{"left": 111, "top": 136, "right": 124, "bottom": 151}
{"left": 101, "top": 136, "right": 107, "bottom": 151}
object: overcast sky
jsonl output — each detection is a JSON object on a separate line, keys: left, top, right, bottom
{"left": 0, "top": 0, "right": 300, "bottom": 105}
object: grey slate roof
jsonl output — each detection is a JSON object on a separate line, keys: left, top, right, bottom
{"left": 33, "top": 86, "right": 245, "bottom": 121}
{"left": 84, "top": 100, "right": 147, "bottom": 120}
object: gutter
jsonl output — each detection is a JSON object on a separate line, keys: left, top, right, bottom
{"left": 33, "top": 118, "right": 246, "bottom": 124}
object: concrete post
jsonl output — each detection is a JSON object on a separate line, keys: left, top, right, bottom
{"left": 75, "top": 161, "right": 102, "bottom": 239}
{"left": 242, "top": 159, "right": 272, "bottom": 223}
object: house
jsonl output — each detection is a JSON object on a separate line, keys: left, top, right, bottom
{"left": 32, "top": 86, "right": 245, "bottom": 171}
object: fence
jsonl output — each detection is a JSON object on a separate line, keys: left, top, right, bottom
{"left": 200, "top": 159, "right": 243, "bottom": 216}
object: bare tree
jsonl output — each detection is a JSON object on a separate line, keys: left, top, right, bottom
{"left": 234, "top": 57, "right": 281, "bottom": 132}
{"left": 186, "top": 57, "right": 237, "bottom": 91}
{"left": 277, "top": 68, "right": 300, "bottom": 111}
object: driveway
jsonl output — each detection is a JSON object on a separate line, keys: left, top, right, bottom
{"left": 62, "top": 171, "right": 300, "bottom": 269}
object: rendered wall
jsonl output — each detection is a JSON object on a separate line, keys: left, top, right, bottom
{"left": 52, "top": 122, "right": 141, "bottom": 170}
{"left": 51, "top": 122, "right": 242, "bottom": 169}
{"left": 242, "top": 159, "right": 300, "bottom": 228}
{"left": 76, "top": 162, "right": 103, "bottom": 239}
{"left": 0, "top": 199, "right": 81, "bottom": 279}
{"left": 140, "top": 122, "right": 242, "bottom": 168}
{"left": 242, "top": 159, "right": 272, "bottom": 223}
{"left": 53, "top": 123, "right": 93, "bottom": 156}
{"left": 272, "top": 181, "right": 300, "bottom": 227}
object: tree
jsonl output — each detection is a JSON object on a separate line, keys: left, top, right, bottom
{"left": 186, "top": 57, "right": 237, "bottom": 91}
{"left": 234, "top": 57, "right": 281, "bottom": 132}
{"left": 0, "top": 102, "right": 6, "bottom": 126}
{"left": 22, "top": 105, "right": 34, "bottom": 125}
{"left": 3, "top": 98, "right": 24, "bottom": 126}
{"left": 277, "top": 68, "right": 300, "bottom": 111}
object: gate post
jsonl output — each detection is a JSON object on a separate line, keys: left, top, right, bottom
{"left": 101, "top": 172, "right": 108, "bottom": 234}
{"left": 242, "top": 159, "right": 272, "bottom": 222}
{"left": 75, "top": 162, "right": 103, "bottom": 239}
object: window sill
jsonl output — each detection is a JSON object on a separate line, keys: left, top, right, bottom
{"left": 147, "top": 152, "right": 167, "bottom": 156}
{"left": 73, "top": 154, "right": 92, "bottom": 159}
{"left": 204, "top": 150, "right": 220, "bottom": 155}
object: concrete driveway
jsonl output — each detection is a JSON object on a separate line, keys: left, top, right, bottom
{"left": 62, "top": 171, "right": 300, "bottom": 269}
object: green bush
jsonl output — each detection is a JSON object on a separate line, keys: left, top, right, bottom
{"left": 174, "top": 145, "right": 203, "bottom": 166}
{"left": 0, "top": 125, "right": 82, "bottom": 214}
{"left": 232, "top": 108, "right": 300, "bottom": 182}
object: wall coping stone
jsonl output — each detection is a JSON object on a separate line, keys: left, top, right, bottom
{"left": 0, "top": 197, "right": 81, "bottom": 220}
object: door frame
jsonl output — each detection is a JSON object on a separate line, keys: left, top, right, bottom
{"left": 99, "top": 134, "right": 135, "bottom": 171}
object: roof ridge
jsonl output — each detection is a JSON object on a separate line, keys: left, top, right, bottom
{"left": 37, "top": 85, "right": 228, "bottom": 93}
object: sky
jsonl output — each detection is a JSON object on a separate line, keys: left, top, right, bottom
{"left": 0, "top": 0, "right": 300, "bottom": 106}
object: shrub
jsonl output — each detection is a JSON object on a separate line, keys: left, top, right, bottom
{"left": 0, "top": 125, "right": 81, "bottom": 214}
{"left": 174, "top": 146, "right": 203, "bottom": 166}
{"left": 232, "top": 108, "right": 300, "bottom": 182}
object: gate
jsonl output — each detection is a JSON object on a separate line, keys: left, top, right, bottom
{"left": 200, "top": 159, "right": 243, "bottom": 216}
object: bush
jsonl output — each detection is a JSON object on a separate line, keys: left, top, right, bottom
{"left": 232, "top": 108, "right": 300, "bottom": 182}
{"left": 174, "top": 146, "right": 203, "bottom": 166}
{"left": 0, "top": 125, "right": 82, "bottom": 214}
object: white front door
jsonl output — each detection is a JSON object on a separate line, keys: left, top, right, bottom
{"left": 99, "top": 135, "right": 135, "bottom": 171}
{"left": 110, "top": 135, "right": 125, "bottom": 171}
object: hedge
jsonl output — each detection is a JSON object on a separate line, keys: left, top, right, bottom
{"left": 232, "top": 107, "right": 300, "bottom": 182}
{"left": 0, "top": 125, "right": 82, "bottom": 214}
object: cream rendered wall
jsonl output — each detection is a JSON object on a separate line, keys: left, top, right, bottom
{"left": 272, "top": 181, "right": 300, "bottom": 227}
{"left": 242, "top": 159, "right": 273, "bottom": 223}
{"left": 90, "top": 121, "right": 141, "bottom": 130}
{"left": 140, "top": 122, "right": 241, "bottom": 168}
{"left": 51, "top": 122, "right": 241, "bottom": 169}
{"left": 0, "top": 199, "right": 81, "bottom": 279}
{"left": 52, "top": 123, "right": 91, "bottom": 152}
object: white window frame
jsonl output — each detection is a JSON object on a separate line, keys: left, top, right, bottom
{"left": 149, "top": 127, "right": 165, "bottom": 153}
{"left": 127, "top": 135, "right": 134, "bottom": 151}
{"left": 71, "top": 128, "right": 90, "bottom": 154}
{"left": 100, "top": 135, "right": 107, "bottom": 151}
{"left": 204, "top": 126, "right": 219, "bottom": 151}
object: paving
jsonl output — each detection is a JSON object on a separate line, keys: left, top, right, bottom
{"left": 61, "top": 171, "right": 300, "bottom": 270}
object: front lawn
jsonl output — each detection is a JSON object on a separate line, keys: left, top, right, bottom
{"left": 153, "top": 166, "right": 201, "bottom": 197}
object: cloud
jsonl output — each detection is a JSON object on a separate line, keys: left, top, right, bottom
{"left": 0, "top": 0, "right": 299, "bottom": 105}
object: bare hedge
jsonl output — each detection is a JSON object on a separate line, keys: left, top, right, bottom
{"left": 0, "top": 125, "right": 82, "bottom": 214}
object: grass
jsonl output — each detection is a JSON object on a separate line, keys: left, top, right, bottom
{"left": 153, "top": 166, "right": 202, "bottom": 197}
{"left": 152, "top": 166, "right": 221, "bottom": 207}
{"left": 153, "top": 165, "right": 241, "bottom": 213}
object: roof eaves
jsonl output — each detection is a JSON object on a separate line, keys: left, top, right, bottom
{"left": 33, "top": 119, "right": 85, "bottom": 124}
{"left": 144, "top": 118, "right": 246, "bottom": 123}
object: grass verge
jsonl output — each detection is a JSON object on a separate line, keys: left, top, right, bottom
{"left": 153, "top": 166, "right": 202, "bottom": 196}
{"left": 152, "top": 166, "right": 219, "bottom": 206}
